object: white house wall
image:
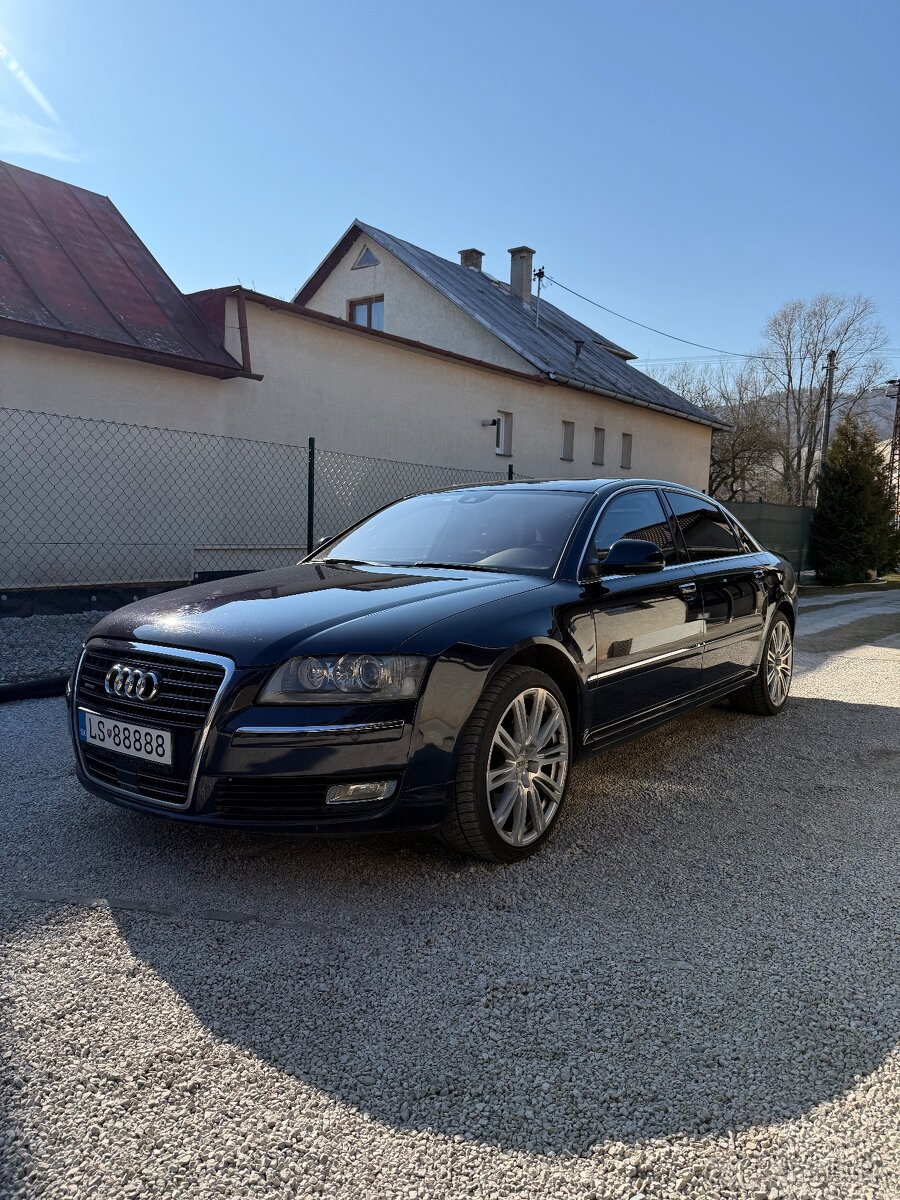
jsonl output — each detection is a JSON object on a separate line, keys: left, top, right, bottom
{"left": 218, "top": 301, "right": 711, "bottom": 484}
{"left": 1, "top": 305, "right": 711, "bottom": 585}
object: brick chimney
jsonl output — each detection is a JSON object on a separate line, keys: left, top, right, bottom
{"left": 459, "top": 248, "right": 484, "bottom": 270}
{"left": 508, "top": 245, "right": 535, "bottom": 305}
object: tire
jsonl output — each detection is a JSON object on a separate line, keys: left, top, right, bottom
{"left": 439, "top": 666, "right": 573, "bottom": 863}
{"left": 729, "top": 612, "right": 793, "bottom": 716}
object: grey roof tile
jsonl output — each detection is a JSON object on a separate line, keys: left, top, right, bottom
{"left": 353, "top": 221, "right": 721, "bottom": 428}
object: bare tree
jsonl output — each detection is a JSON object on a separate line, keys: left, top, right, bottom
{"left": 759, "top": 293, "right": 887, "bottom": 504}
{"left": 645, "top": 293, "right": 887, "bottom": 505}
{"left": 646, "top": 361, "right": 779, "bottom": 500}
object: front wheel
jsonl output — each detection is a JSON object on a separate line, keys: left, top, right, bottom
{"left": 440, "top": 666, "right": 573, "bottom": 862}
{"left": 730, "top": 612, "right": 793, "bottom": 716}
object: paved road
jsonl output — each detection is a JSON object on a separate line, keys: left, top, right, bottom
{"left": 1, "top": 590, "right": 898, "bottom": 1199}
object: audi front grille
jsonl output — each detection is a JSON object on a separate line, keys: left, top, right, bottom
{"left": 74, "top": 640, "right": 230, "bottom": 809}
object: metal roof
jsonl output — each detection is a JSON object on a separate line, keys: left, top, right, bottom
{"left": 295, "top": 221, "right": 722, "bottom": 429}
{"left": 0, "top": 160, "right": 242, "bottom": 378}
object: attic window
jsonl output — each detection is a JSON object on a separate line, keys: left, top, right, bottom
{"left": 349, "top": 296, "right": 384, "bottom": 331}
{"left": 352, "top": 246, "right": 380, "bottom": 270}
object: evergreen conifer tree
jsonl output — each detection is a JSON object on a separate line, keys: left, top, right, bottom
{"left": 811, "top": 416, "right": 900, "bottom": 585}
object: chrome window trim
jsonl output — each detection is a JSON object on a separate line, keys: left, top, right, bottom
{"left": 234, "top": 720, "right": 405, "bottom": 737}
{"left": 575, "top": 485, "right": 762, "bottom": 582}
{"left": 72, "top": 639, "right": 235, "bottom": 812}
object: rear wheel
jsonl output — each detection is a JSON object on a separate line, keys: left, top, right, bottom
{"left": 730, "top": 612, "right": 793, "bottom": 716}
{"left": 440, "top": 666, "right": 573, "bottom": 862}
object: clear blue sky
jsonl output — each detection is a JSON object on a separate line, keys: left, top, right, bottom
{"left": 1, "top": 0, "right": 898, "bottom": 370}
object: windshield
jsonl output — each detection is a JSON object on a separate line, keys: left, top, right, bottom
{"left": 317, "top": 488, "right": 589, "bottom": 574}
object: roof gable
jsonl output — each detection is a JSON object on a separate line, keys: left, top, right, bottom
{"left": 295, "top": 220, "right": 721, "bottom": 427}
{"left": 0, "top": 160, "right": 242, "bottom": 377}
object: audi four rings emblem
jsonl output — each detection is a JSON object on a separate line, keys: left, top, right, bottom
{"left": 103, "top": 664, "right": 160, "bottom": 702}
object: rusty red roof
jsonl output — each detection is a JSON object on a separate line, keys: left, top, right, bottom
{"left": 0, "top": 160, "right": 242, "bottom": 378}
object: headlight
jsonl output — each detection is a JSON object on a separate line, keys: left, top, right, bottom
{"left": 258, "top": 654, "right": 428, "bottom": 704}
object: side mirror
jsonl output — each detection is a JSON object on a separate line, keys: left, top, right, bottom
{"left": 588, "top": 538, "right": 666, "bottom": 577}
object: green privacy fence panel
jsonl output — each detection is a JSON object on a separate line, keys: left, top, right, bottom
{"left": 730, "top": 501, "right": 813, "bottom": 574}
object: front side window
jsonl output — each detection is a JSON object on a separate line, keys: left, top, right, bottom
{"left": 586, "top": 489, "right": 677, "bottom": 568}
{"left": 665, "top": 491, "right": 742, "bottom": 561}
{"left": 349, "top": 296, "right": 384, "bottom": 331}
{"left": 319, "top": 488, "right": 590, "bottom": 575}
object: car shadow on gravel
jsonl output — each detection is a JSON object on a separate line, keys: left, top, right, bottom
{"left": 3, "top": 694, "right": 899, "bottom": 1159}
{"left": 97, "top": 698, "right": 900, "bottom": 1153}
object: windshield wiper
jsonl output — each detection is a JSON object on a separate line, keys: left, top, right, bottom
{"left": 405, "top": 561, "right": 501, "bottom": 572}
{"left": 320, "top": 557, "right": 379, "bottom": 567}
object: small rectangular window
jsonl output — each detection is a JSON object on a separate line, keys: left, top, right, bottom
{"left": 495, "top": 411, "right": 513, "bottom": 456}
{"left": 560, "top": 420, "right": 575, "bottom": 462}
{"left": 620, "top": 432, "right": 633, "bottom": 469}
{"left": 349, "top": 296, "right": 384, "bottom": 331}
{"left": 593, "top": 427, "right": 605, "bottom": 466}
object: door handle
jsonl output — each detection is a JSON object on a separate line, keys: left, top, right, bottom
{"left": 678, "top": 582, "right": 698, "bottom": 597}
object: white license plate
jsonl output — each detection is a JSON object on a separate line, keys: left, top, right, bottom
{"left": 78, "top": 708, "right": 172, "bottom": 765}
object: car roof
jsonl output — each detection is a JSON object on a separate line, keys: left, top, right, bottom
{"left": 437, "top": 477, "right": 711, "bottom": 498}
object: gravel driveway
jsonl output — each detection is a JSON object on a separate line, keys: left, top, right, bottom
{"left": 1, "top": 592, "right": 898, "bottom": 1199}
{"left": 0, "top": 611, "right": 109, "bottom": 685}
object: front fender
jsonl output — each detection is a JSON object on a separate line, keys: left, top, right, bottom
{"left": 404, "top": 633, "right": 588, "bottom": 794}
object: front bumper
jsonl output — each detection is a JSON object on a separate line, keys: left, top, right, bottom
{"left": 69, "top": 638, "right": 463, "bottom": 835}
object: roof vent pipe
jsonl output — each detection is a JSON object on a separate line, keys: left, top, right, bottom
{"left": 459, "top": 248, "right": 485, "bottom": 270}
{"left": 508, "top": 246, "right": 535, "bottom": 305}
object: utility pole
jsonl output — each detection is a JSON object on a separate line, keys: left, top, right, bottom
{"left": 821, "top": 348, "right": 837, "bottom": 461}
{"left": 887, "top": 379, "right": 900, "bottom": 527}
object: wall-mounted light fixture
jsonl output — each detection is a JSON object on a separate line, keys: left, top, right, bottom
{"left": 481, "top": 418, "right": 499, "bottom": 427}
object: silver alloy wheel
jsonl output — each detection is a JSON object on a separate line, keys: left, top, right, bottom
{"left": 486, "top": 687, "right": 569, "bottom": 847}
{"left": 766, "top": 620, "right": 793, "bottom": 706}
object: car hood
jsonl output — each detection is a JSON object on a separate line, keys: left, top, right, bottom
{"left": 86, "top": 562, "right": 548, "bottom": 667}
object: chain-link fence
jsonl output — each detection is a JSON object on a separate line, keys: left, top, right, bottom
{"left": 1, "top": 406, "right": 510, "bottom": 603}
{"left": 312, "top": 447, "right": 505, "bottom": 545}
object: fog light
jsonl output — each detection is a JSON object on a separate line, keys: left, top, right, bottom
{"left": 325, "top": 780, "right": 397, "bottom": 806}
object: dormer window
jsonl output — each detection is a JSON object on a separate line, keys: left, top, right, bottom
{"left": 349, "top": 296, "right": 384, "bottom": 331}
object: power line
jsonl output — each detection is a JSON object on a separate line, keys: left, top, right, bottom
{"left": 639, "top": 353, "right": 748, "bottom": 365}
{"left": 543, "top": 274, "right": 762, "bottom": 359}
{"left": 541, "top": 273, "right": 900, "bottom": 371}
{"left": 640, "top": 348, "right": 900, "bottom": 366}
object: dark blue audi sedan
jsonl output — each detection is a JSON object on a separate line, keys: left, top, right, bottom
{"left": 68, "top": 479, "right": 796, "bottom": 861}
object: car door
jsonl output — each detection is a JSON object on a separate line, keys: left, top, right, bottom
{"left": 662, "top": 489, "right": 766, "bottom": 688}
{"left": 583, "top": 488, "right": 706, "bottom": 738}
